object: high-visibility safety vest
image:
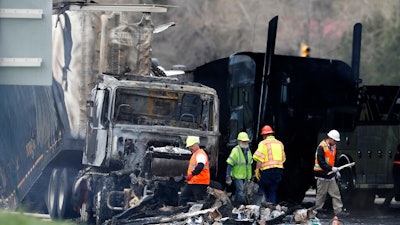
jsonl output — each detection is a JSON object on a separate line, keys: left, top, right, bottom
{"left": 253, "top": 136, "right": 285, "bottom": 170}
{"left": 226, "top": 145, "right": 253, "bottom": 180}
{"left": 187, "top": 148, "right": 210, "bottom": 185}
{"left": 314, "top": 140, "right": 336, "bottom": 172}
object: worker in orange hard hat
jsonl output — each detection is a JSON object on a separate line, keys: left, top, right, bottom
{"left": 178, "top": 136, "right": 210, "bottom": 206}
{"left": 253, "top": 125, "right": 285, "bottom": 204}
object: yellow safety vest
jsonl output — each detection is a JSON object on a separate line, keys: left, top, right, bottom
{"left": 253, "top": 136, "right": 285, "bottom": 170}
{"left": 226, "top": 145, "right": 253, "bottom": 179}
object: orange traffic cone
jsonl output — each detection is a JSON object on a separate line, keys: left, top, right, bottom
{"left": 331, "top": 215, "right": 339, "bottom": 225}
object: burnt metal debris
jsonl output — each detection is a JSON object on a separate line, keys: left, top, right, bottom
{"left": 99, "top": 181, "right": 322, "bottom": 225}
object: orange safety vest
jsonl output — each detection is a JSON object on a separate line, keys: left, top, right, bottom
{"left": 253, "top": 136, "right": 285, "bottom": 170}
{"left": 187, "top": 148, "right": 210, "bottom": 185}
{"left": 314, "top": 140, "right": 336, "bottom": 172}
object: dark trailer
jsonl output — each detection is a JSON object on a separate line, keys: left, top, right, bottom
{"left": 192, "top": 16, "right": 400, "bottom": 205}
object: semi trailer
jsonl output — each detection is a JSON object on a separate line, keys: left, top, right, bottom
{"left": 192, "top": 16, "right": 400, "bottom": 207}
{"left": 0, "top": 2, "right": 220, "bottom": 225}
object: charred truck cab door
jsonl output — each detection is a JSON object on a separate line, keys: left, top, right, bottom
{"left": 84, "top": 87, "right": 109, "bottom": 166}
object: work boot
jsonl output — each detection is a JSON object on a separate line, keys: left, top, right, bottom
{"left": 316, "top": 211, "right": 328, "bottom": 219}
{"left": 335, "top": 210, "right": 350, "bottom": 217}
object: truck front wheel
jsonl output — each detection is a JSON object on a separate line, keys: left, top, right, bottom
{"left": 95, "top": 177, "right": 115, "bottom": 225}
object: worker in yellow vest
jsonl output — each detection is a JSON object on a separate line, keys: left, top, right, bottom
{"left": 179, "top": 136, "right": 210, "bottom": 206}
{"left": 226, "top": 131, "right": 253, "bottom": 205}
{"left": 253, "top": 125, "right": 285, "bottom": 204}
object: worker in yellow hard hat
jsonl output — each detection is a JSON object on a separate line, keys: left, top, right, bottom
{"left": 226, "top": 131, "right": 253, "bottom": 205}
{"left": 178, "top": 136, "right": 210, "bottom": 206}
{"left": 253, "top": 125, "right": 285, "bottom": 204}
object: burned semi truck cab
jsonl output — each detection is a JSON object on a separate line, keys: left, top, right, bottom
{"left": 76, "top": 74, "right": 219, "bottom": 224}
{"left": 84, "top": 75, "right": 219, "bottom": 173}
{"left": 59, "top": 5, "right": 221, "bottom": 225}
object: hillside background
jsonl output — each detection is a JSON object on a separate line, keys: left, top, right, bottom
{"left": 96, "top": 0, "right": 400, "bottom": 85}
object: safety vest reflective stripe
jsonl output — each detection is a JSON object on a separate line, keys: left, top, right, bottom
{"left": 227, "top": 151, "right": 247, "bottom": 166}
{"left": 227, "top": 160, "right": 247, "bottom": 166}
{"left": 393, "top": 161, "right": 400, "bottom": 165}
{"left": 253, "top": 151, "right": 266, "bottom": 159}
{"left": 261, "top": 160, "right": 284, "bottom": 167}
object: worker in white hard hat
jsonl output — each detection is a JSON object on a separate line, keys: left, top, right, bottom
{"left": 226, "top": 131, "right": 253, "bottom": 205}
{"left": 313, "top": 129, "right": 349, "bottom": 218}
{"left": 178, "top": 136, "right": 210, "bottom": 206}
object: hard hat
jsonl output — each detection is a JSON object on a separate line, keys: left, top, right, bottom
{"left": 327, "top": 129, "right": 340, "bottom": 141}
{"left": 237, "top": 132, "right": 250, "bottom": 142}
{"left": 186, "top": 136, "right": 200, "bottom": 147}
{"left": 260, "top": 125, "right": 274, "bottom": 135}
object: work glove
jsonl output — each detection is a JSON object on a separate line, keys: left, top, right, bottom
{"left": 254, "top": 169, "right": 261, "bottom": 181}
{"left": 332, "top": 167, "right": 339, "bottom": 173}
{"left": 225, "top": 176, "right": 232, "bottom": 186}
{"left": 186, "top": 174, "right": 194, "bottom": 181}
{"left": 335, "top": 171, "right": 341, "bottom": 179}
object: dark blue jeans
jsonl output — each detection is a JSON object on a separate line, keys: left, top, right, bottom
{"left": 258, "top": 168, "right": 283, "bottom": 204}
{"left": 233, "top": 178, "right": 246, "bottom": 204}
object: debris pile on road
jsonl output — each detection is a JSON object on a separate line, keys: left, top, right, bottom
{"left": 104, "top": 181, "right": 322, "bottom": 225}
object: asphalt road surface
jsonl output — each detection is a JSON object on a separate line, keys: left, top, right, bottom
{"left": 303, "top": 192, "right": 400, "bottom": 225}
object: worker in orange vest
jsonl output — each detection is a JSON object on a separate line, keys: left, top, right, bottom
{"left": 253, "top": 125, "right": 285, "bottom": 204}
{"left": 179, "top": 136, "right": 210, "bottom": 206}
{"left": 314, "top": 129, "right": 349, "bottom": 218}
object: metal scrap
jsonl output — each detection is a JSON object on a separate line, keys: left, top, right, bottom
{"left": 105, "top": 183, "right": 324, "bottom": 225}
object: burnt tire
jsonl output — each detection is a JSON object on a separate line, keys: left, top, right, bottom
{"left": 95, "top": 177, "right": 115, "bottom": 225}
{"left": 47, "top": 168, "right": 60, "bottom": 220}
{"left": 57, "top": 167, "right": 78, "bottom": 219}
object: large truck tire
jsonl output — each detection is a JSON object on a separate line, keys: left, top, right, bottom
{"left": 95, "top": 176, "right": 115, "bottom": 225}
{"left": 47, "top": 168, "right": 60, "bottom": 220}
{"left": 337, "top": 157, "right": 356, "bottom": 209}
{"left": 338, "top": 167, "right": 355, "bottom": 208}
{"left": 57, "top": 167, "right": 79, "bottom": 219}
{"left": 72, "top": 177, "right": 94, "bottom": 223}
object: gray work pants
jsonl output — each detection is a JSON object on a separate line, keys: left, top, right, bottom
{"left": 315, "top": 178, "right": 344, "bottom": 214}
